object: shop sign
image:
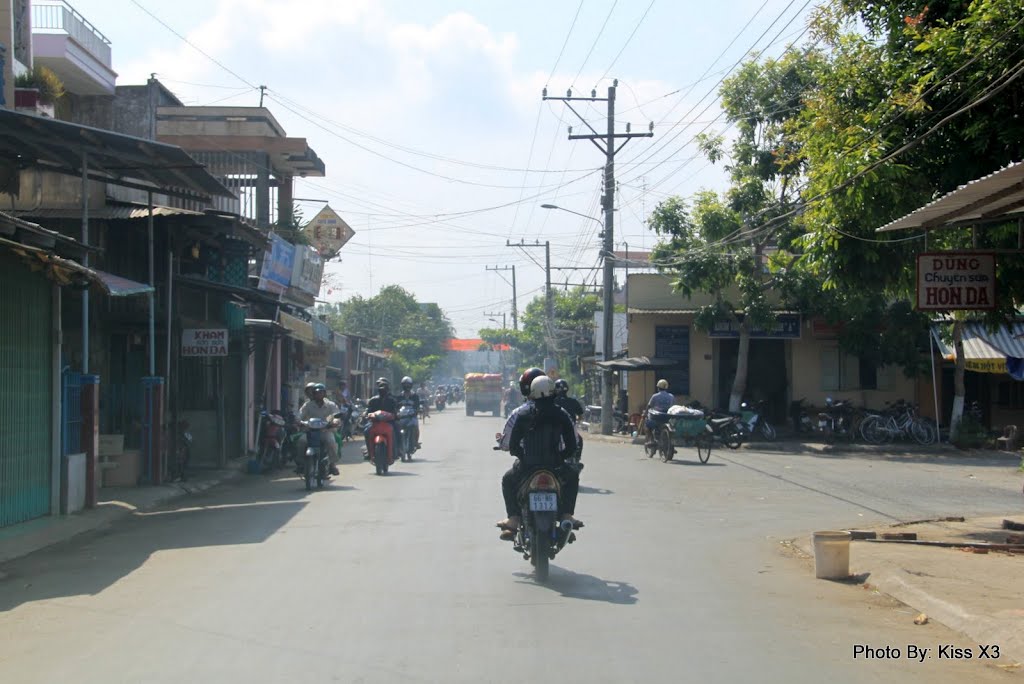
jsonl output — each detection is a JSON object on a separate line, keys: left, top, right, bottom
{"left": 258, "top": 232, "right": 295, "bottom": 294}
{"left": 708, "top": 314, "right": 801, "bottom": 339}
{"left": 182, "top": 328, "right": 228, "bottom": 357}
{"left": 291, "top": 245, "right": 324, "bottom": 297}
{"left": 916, "top": 253, "right": 996, "bottom": 310}
{"left": 304, "top": 205, "right": 355, "bottom": 257}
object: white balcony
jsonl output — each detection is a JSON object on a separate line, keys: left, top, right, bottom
{"left": 32, "top": 0, "right": 117, "bottom": 95}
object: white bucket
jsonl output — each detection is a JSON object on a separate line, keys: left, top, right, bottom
{"left": 812, "top": 531, "right": 852, "bottom": 579}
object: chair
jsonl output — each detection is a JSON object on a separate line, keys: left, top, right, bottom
{"left": 995, "top": 425, "right": 1018, "bottom": 451}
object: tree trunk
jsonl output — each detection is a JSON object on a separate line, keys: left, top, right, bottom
{"left": 949, "top": 319, "right": 966, "bottom": 442}
{"left": 729, "top": 318, "right": 750, "bottom": 412}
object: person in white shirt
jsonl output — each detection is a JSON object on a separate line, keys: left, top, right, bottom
{"left": 298, "top": 383, "right": 340, "bottom": 475}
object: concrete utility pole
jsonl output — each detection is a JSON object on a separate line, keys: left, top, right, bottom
{"left": 485, "top": 265, "right": 518, "bottom": 330}
{"left": 506, "top": 240, "right": 552, "bottom": 348}
{"left": 544, "top": 80, "right": 653, "bottom": 435}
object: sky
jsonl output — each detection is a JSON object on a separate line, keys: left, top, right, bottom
{"left": 70, "top": 0, "right": 818, "bottom": 336}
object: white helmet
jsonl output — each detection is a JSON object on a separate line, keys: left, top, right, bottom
{"left": 401, "top": 376, "right": 413, "bottom": 388}
{"left": 657, "top": 379, "right": 669, "bottom": 390}
{"left": 529, "top": 375, "right": 556, "bottom": 400}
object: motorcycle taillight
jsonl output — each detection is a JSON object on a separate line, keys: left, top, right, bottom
{"left": 529, "top": 472, "right": 557, "bottom": 490}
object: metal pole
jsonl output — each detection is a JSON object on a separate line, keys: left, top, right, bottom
{"left": 511, "top": 265, "right": 518, "bottom": 331}
{"left": 929, "top": 327, "right": 941, "bottom": 443}
{"left": 601, "top": 84, "right": 616, "bottom": 436}
{"left": 545, "top": 240, "right": 552, "bottom": 350}
{"left": 81, "top": 151, "right": 89, "bottom": 374}
{"left": 147, "top": 191, "right": 156, "bottom": 376}
{"left": 166, "top": 247, "right": 173, "bottom": 421}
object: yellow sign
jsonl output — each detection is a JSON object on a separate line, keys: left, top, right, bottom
{"left": 965, "top": 358, "right": 1007, "bottom": 374}
{"left": 303, "top": 205, "right": 355, "bottom": 258}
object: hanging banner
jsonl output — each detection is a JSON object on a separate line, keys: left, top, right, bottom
{"left": 290, "top": 245, "right": 324, "bottom": 297}
{"left": 916, "top": 253, "right": 996, "bottom": 310}
{"left": 258, "top": 232, "right": 295, "bottom": 295}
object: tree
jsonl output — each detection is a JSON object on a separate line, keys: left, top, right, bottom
{"left": 793, "top": 0, "right": 1024, "bottom": 439}
{"left": 317, "top": 286, "right": 453, "bottom": 382}
{"left": 648, "top": 49, "right": 815, "bottom": 411}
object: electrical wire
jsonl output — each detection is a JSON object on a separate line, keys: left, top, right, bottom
{"left": 547, "top": 1, "right": 585, "bottom": 85}
{"left": 571, "top": 1, "right": 619, "bottom": 89}
{"left": 593, "top": 0, "right": 656, "bottom": 88}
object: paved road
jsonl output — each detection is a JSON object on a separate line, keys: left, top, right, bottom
{"left": 1, "top": 409, "right": 1020, "bottom": 683}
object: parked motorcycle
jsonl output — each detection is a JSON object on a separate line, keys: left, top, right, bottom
{"left": 738, "top": 400, "right": 776, "bottom": 441}
{"left": 258, "top": 410, "right": 286, "bottom": 473}
{"left": 396, "top": 402, "right": 418, "bottom": 462}
{"left": 301, "top": 412, "right": 340, "bottom": 491}
{"left": 687, "top": 401, "right": 744, "bottom": 449}
{"left": 365, "top": 409, "right": 397, "bottom": 475}
{"left": 817, "top": 397, "right": 856, "bottom": 443}
{"left": 790, "top": 398, "right": 815, "bottom": 434}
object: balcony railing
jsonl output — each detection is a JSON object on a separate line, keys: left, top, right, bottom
{"left": 32, "top": 0, "right": 112, "bottom": 68}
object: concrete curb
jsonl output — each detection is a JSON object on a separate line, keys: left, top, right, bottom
{"left": 0, "top": 462, "right": 246, "bottom": 565}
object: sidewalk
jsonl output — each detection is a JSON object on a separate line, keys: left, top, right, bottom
{"left": 794, "top": 515, "right": 1024, "bottom": 667}
{"left": 0, "top": 460, "right": 247, "bottom": 566}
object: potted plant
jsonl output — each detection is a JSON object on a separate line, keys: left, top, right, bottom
{"left": 14, "top": 66, "right": 64, "bottom": 116}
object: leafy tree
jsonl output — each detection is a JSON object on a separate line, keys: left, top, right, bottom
{"left": 793, "top": 0, "right": 1024, "bottom": 438}
{"left": 317, "top": 285, "right": 453, "bottom": 383}
{"left": 648, "top": 49, "right": 815, "bottom": 411}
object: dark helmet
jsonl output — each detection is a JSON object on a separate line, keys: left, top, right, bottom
{"left": 376, "top": 377, "right": 390, "bottom": 394}
{"left": 518, "top": 367, "right": 545, "bottom": 397}
{"left": 311, "top": 383, "right": 327, "bottom": 398}
{"left": 554, "top": 378, "right": 569, "bottom": 396}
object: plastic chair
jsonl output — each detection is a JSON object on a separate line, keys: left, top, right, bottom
{"left": 995, "top": 425, "right": 1018, "bottom": 451}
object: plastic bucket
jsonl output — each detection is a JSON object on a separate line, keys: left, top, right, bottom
{"left": 812, "top": 531, "right": 851, "bottom": 579}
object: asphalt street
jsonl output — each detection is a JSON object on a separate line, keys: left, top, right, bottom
{"left": 0, "top": 408, "right": 1021, "bottom": 683}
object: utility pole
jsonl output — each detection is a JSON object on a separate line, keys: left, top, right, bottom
{"left": 506, "top": 240, "right": 552, "bottom": 348}
{"left": 485, "top": 265, "right": 518, "bottom": 330}
{"left": 484, "top": 311, "right": 507, "bottom": 329}
{"left": 259, "top": 85, "right": 267, "bottom": 107}
{"left": 544, "top": 80, "right": 653, "bottom": 435}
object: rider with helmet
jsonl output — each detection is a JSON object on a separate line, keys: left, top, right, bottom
{"left": 298, "top": 382, "right": 341, "bottom": 476}
{"left": 553, "top": 378, "right": 585, "bottom": 459}
{"left": 495, "top": 369, "right": 582, "bottom": 539}
{"left": 645, "top": 379, "right": 675, "bottom": 439}
{"left": 363, "top": 377, "right": 398, "bottom": 460}
{"left": 396, "top": 376, "right": 422, "bottom": 452}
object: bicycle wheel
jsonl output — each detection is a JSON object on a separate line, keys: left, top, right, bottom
{"left": 760, "top": 421, "right": 776, "bottom": 441}
{"left": 696, "top": 433, "right": 712, "bottom": 463}
{"left": 860, "top": 416, "right": 886, "bottom": 445}
{"left": 911, "top": 419, "right": 937, "bottom": 445}
{"left": 659, "top": 428, "right": 673, "bottom": 462}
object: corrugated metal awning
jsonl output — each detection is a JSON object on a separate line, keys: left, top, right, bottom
{"left": 930, "top": 321, "right": 1024, "bottom": 373}
{"left": 92, "top": 270, "right": 153, "bottom": 297}
{"left": 878, "top": 161, "right": 1024, "bottom": 232}
{"left": 0, "top": 236, "right": 151, "bottom": 296}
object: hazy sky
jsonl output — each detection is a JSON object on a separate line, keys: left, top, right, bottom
{"left": 71, "top": 0, "right": 816, "bottom": 335}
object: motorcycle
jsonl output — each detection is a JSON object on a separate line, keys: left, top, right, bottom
{"left": 687, "top": 401, "right": 744, "bottom": 449}
{"left": 258, "top": 410, "right": 287, "bottom": 473}
{"left": 301, "top": 412, "right": 340, "bottom": 491}
{"left": 364, "top": 409, "right": 397, "bottom": 475}
{"left": 396, "top": 402, "right": 419, "bottom": 462}
{"left": 494, "top": 436, "right": 579, "bottom": 584}
{"left": 790, "top": 398, "right": 815, "bottom": 434}
{"left": 738, "top": 400, "right": 776, "bottom": 441}
{"left": 435, "top": 392, "right": 447, "bottom": 411}
{"left": 817, "top": 397, "right": 856, "bottom": 443}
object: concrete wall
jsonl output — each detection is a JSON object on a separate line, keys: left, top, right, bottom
{"left": 628, "top": 272, "right": 783, "bottom": 311}
{"left": 625, "top": 312, "right": 713, "bottom": 413}
{"left": 157, "top": 106, "right": 288, "bottom": 138}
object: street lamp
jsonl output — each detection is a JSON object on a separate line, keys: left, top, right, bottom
{"left": 541, "top": 203, "right": 616, "bottom": 435}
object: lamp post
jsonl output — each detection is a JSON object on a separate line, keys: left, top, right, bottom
{"left": 541, "top": 203, "right": 615, "bottom": 435}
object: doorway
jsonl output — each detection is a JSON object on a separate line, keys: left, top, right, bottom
{"left": 716, "top": 339, "right": 788, "bottom": 424}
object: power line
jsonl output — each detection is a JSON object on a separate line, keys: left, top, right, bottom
{"left": 594, "top": 0, "right": 656, "bottom": 88}
{"left": 547, "top": 0, "right": 585, "bottom": 84}
{"left": 571, "top": 0, "right": 619, "bottom": 88}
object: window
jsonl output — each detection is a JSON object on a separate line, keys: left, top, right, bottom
{"left": 996, "top": 381, "right": 1024, "bottom": 408}
{"left": 820, "top": 348, "right": 860, "bottom": 391}
{"left": 654, "top": 326, "right": 689, "bottom": 395}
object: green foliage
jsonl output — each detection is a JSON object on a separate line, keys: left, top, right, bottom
{"left": 14, "top": 66, "right": 65, "bottom": 104}
{"left": 315, "top": 286, "right": 453, "bottom": 382}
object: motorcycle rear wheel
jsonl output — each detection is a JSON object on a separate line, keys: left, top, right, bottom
{"left": 531, "top": 532, "right": 549, "bottom": 583}
{"left": 304, "top": 458, "right": 314, "bottom": 491}
{"left": 374, "top": 443, "right": 388, "bottom": 475}
{"left": 723, "top": 428, "right": 742, "bottom": 450}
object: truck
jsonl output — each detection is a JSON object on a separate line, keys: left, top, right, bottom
{"left": 464, "top": 372, "right": 503, "bottom": 417}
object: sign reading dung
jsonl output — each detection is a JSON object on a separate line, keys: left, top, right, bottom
{"left": 916, "top": 253, "right": 996, "bottom": 310}
{"left": 182, "top": 329, "right": 228, "bottom": 357}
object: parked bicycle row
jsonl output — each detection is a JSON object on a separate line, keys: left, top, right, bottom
{"left": 791, "top": 397, "right": 937, "bottom": 445}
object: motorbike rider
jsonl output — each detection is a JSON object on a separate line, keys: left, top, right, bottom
{"left": 363, "top": 377, "right": 398, "bottom": 460}
{"left": 553, "top": 378, "right": 585, "bottom": 459}
{"left": 645, "top": 379, "right": 675, "bottom": 443}
{"left": 496, "top": 369, "right": 582, "bottom": 540}
{"left": 396, "top": 376, "right": 422, "bottom": 451}
{"left": 297, "top": 382, "right": 341, "bottom": 476}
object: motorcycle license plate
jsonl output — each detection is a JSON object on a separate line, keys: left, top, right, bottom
{"left": 528, "top": 492, "right": 557, "bottom": 512}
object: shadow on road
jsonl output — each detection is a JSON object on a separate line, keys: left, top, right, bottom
{"left": 515, "top": 568, "right": 638, "bottom": 605}
{"left": 667, "top": 460, "right": 726, "bottom": 467}
{"left": 578, "top": 486, "right": 614, "bottom": 495}
{"left": 0, "top": 478, "right": 307, "bottom": 613}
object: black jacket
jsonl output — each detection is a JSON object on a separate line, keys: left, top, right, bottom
{"left": 366, "top": 393, "right": 398, "bottom": 414}
{"left": 508, "top": 399, "right": 577, "bottom": 466}
{"left": 554, "top": 395, "right": 584, "bottom": 421}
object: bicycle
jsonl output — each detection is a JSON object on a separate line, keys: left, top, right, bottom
{"left": 860, "top": 400, "right": 936, "bottom": 445}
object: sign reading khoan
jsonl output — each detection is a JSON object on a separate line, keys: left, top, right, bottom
{"left": 182, "top": 328, "right": 228, "bottom": 357}
{"left": 916, "top": 253, "right": 996, "bottom": 310}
